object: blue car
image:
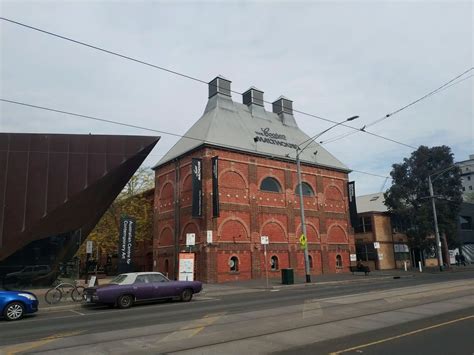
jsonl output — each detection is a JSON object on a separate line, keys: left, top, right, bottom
{"left": 0, "top": 290, "right": 38, "bottom": 321}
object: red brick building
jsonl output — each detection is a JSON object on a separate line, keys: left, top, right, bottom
{"left": 153, "top": 76, "right": 355, "bottom": 283}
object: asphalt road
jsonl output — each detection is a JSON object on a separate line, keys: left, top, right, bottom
{"left": 277, "top": 306, "right": 474, "bottom": 355}
{"left": 0, "top": 271, "right": 473, "bottom": 349}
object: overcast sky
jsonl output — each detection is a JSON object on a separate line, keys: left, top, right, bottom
{"left": 1, "top": 0, "right": 472, "bottom": 195}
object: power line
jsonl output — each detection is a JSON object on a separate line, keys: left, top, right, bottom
{"left": 1, "top": 16, "right": 420, "bottom": 151}
{"left": 0, "top": 97, "right": 389, "bottom": 180}
{"left": 350, "top": 169, "right": 392, "bottom": 179}
{"left": 321, "top": 68, "right": 473, "bottom": 145}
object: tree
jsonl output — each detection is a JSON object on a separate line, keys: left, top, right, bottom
{"left": 77, "top": 167, "right": 155, "bottom": 259}
{"left": 384, "top": 146, "right": 463, "bottom": 250}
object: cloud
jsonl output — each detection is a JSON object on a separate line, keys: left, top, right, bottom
{"left": 1, "top": 1, "right": 472, "bottom": 196}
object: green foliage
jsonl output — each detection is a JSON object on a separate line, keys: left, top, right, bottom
{"left": 77, "top": 167, "right": 154, "bottom": 258}
{"left": 384, "top": 146, "right": 463, "bottom": 248}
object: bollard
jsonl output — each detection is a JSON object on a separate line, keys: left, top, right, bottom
{"left": 418, "top": 261, "right": 422, "bottom": 272}
{"left": 404, "top": 261, "right": 407, "bottom": 272}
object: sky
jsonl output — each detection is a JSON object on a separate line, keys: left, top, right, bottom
{"left": 1, "top": 0, "right": 472, "bottom": 196}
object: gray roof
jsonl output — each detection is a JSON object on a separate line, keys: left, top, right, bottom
{"left": 356, "top": 192, "right": 388, "bottom": 213}
{"left": 154, "top": 93, "right": 349, "bottom": 171}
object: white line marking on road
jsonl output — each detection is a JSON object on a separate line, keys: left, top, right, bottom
{"left": 270, "top": 289, "right": 280, "bottom": 292}
{"left": 69, "top": 310, "right": 85, "bottom": 316}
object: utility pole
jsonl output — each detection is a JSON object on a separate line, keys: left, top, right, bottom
{"left": 428, "top": 175, "right": 444, "bottom": 271}
{"left": 296, "top": 150, "right": 311, "bottom": 283}
{"left": 295, "top": 115, "right": 358, "bottom": 283}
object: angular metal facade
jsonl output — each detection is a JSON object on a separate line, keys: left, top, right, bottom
{"left": 0, "top": 133, "right": 159, "bottom": 275}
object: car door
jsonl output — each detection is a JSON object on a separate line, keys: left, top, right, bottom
{"left": 133, "top": 275, "right": 155, "bottom": 300}
{"left": 148, "top": 274, "right": 174, "bottom": 298}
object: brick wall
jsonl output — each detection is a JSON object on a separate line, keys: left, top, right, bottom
{"left": 153, "top": 147, "right": 354, "bottom": 282}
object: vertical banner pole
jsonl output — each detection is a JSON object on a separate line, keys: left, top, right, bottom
{"left": 264, "top": 244, "right": 269, "bottom": 289}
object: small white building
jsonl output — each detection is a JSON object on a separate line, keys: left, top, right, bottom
{"left": 457, "top": 154, "right": 474, "bottom": 200}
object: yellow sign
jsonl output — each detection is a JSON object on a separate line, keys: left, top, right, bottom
{"left": 299, "top": 234, "right": 307, "bottom": 249}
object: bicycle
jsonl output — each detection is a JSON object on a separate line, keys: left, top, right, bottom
{"left": 44, "top": 279, "right": 85, "bottom": 304}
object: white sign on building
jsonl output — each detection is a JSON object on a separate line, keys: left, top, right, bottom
{"left": 206, "top": 230, "right": 213, "bottom": 244}
{"left": 178, "top": 253, "right": 195, "bottom": 281}
{"left": 350, "top": 254, "right": 357, "bottom": 262}
{"left": 373, "top": 242, "right": 380, "bottom": 249}
{"left": 261, "top": 236, "right": 269, "bottom": 245}
{"left": 186, "top": 233, "right": 196, "bottom": 246}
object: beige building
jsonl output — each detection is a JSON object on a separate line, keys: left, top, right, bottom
{"left": 354, "top": 193, "right": 411, "bottom": 270}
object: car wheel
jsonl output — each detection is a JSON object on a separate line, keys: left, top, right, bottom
{"left": 180, "top": 289, "right": 193, "bottom": 302}
{"left": 117, "top": 295, "right": 134, "bottom": 309}
{"left": 4, "top": 302, "right": 25, "bottom": 321}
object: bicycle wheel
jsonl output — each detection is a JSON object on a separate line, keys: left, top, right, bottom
{"left": 45, "top": 288, "right": 62, "bottom": 304}
{"left": 71, "top": 286, "right": 85, "bottom": 302}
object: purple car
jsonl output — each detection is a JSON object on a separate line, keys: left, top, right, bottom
{"left": 84, "top": 272, "right": 202, "bottom": 309}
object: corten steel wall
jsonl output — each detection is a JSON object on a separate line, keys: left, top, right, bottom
{"left": 153, "top": 146, "right": 355, "bottom": 283}
{"left": 0, "top": 133, "right": 159, "bottom": 263}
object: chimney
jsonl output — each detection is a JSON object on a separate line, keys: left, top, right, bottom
{"left": 243, "top": 87, "right": 264, "bottom": 107}
{"left": 208, "top": 75, "right": 232, "bottom": 99}
{"left": 272, "top": 96, "right": 293, "bottom": 115}
{"left": 272, "top": 96, "right": 298, "bottom": 127}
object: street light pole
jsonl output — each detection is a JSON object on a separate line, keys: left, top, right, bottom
{"left": 296, "top": 149, "right": 311, "bottom": 283}
{"left": 296, "top": 115, "right": 358, "bottom": 283}
{"left": 428, "top": 175, "right": 443, "bottom": 271}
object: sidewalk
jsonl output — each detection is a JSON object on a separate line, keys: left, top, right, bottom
{"left": 201, "top": 266, "right": 474, "bottom": 296}
{"left": 21, "top": 266, "right": 474, "bottom": 311}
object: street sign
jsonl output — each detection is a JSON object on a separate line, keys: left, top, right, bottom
{"left": 86, "top": 241, "right": 93, "bottom": 254}
{"left": 206, "top": 230, "right": 213, "bottom": 244}
{"left": 186, "top": 233, "right": 196, "bottom": 246}
{"left": 261, "top": 236, "right": 269, "bottom": 245}
{"left": 88, "top": 275, "right": 97, "bottom": 287}
{"left": 373, "top": 242, "right": 380, "bottom": 249}
{"left": 299, "top": 234, "right": 307, "bottom": 249}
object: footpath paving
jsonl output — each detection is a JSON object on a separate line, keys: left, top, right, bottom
{"left": 19, "top": 265, "right": 474, "bottom": 311}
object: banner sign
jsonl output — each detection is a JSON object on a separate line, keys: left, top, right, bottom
{"left": 211, "top": 156, "right": 220, "bottom": 218}
{"left": 192, "top": 158, "right": 203, "bottom": 218}
{"left": 347, "top": 181, "right": 358, "bottom": 229}
{"left": 86, "top": 240, "right": 93, "bottom": 254}
{"left": 178, "top": 253, "right": 195, "bottom": 281}
{"left": 118, "top": 216, "right": 136, "bottom": 273}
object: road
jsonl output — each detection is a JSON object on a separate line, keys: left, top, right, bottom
{"left": 278, "top": 307, "right": 474, "bottom": 355}
{"left": 1, "top": 271, "right": 473, "bottom": 354}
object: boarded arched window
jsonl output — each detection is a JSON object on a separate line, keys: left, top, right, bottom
{"left": 295, "top": 182, "right": 315, "bottom": 196}
{"left": 260, "top": 177, "right": 282, "bottom": 193}
{"left": 336, "top": 254, "right": 343, "bottom": 268}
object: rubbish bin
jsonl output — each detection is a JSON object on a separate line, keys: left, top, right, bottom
{"left": 281, "top": 268, "right": 294, "bottom": 285}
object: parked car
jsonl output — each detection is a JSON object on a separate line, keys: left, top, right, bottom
{"left": 5, "top": 265, "right": 51, "bottom": 286}
{"left": 84, "top": 272, "right": 202, "bottom": 309}
{"left": 0, "top": 290, "right": 39, "bottom": 321}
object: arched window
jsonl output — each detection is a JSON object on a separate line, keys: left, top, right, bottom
{"left": 260, "top": 177, "right": 282, "bottom": 193}
{"left": 295, "top": 182, "right": 315, "bottom": 196}
{"left": 270, "top": 255, "right": 279, "bottom": 270}
{"left": 308, "top": 255, "right": 314, "bottom": 269}
{"left": 336, "top": 254, "right": 343, "bottom": 268}
{"left": 229, "top": 256, "right": 239, "bottom": 272}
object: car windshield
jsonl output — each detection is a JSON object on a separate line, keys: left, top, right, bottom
{"left": 109, "top": 274, "right": 128, "bottom": 284}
